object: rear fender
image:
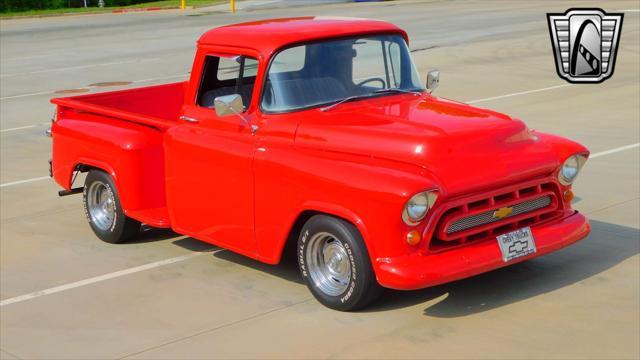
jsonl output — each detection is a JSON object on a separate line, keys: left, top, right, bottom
{"left": 51, "top": 112, "right": 166, "bottom": 213}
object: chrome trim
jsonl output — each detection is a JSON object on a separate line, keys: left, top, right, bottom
{"left": 179, "top": 115, "right": 199, "bottom": 123}
{"left": 402, "top": 190, "right": 438, "bottom": 226}
{"left": 558, "top": 154, "right": 588, "bottom": 185}
{"left": 305, "top": 232, "right": 351, "bottom": 296}
{"left": 87, "top": 180, "right": 116, "bottom": 231}
{"left": 447, "top": 196, "right": 553, "bottom": 234}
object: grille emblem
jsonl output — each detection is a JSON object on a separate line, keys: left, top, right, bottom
{"left": 493, "top": 207, "right": 514, "bottom": 219}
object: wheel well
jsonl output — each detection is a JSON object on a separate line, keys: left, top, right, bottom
{"left": 281, "top": 210, "right": 360, "bottom": 263}
{"left": 70, "top": 163, "right": 106, "bottom": 188}
{"left": 74, "top": 163, "right": 100, "bottom": 173}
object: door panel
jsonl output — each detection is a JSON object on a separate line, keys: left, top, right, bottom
{"left": 165, "top": 106, "right": 257, "bottom": 256}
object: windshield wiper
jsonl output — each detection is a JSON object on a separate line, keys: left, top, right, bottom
{"left": 320, "top": 94, "right": 378, "bottom": 112}
{"left": 320, "top": 89, "right": 424, "bottom": 112}
{"left": 373, "top": 88, "right": 423, "bottom": 95}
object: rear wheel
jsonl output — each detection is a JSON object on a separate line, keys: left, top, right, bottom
{"left": 298, "top": 215, "right": 381, "bottom": 311}
{"left": 83, "top": 170, "right": 140, "bottom": 244}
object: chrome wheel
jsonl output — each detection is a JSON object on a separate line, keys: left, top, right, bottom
{"left": 86, "top": 180, "right": 116, "bottom": 231}
{"left": 306, "top": 232, "right": 351, "bottom": 296}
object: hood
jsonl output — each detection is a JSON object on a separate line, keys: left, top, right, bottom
{"left": 294, "top": 94, "right": 560, "bottom": 194}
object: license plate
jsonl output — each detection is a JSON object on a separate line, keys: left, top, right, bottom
{"left": 496, "top": 227, "right": 537, "bottom": 262}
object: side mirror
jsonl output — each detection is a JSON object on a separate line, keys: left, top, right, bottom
{"left": 214, "top": 94, "right": 258, "bottom": 134}
{"left": 426, "top": 70, "right": 440, "bottom": 94}
{"left": 214, "top": 94, "right": 244, "bottom": 117}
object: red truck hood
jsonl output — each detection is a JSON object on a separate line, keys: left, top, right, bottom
{"left": 294, "top": 94, "right": 560, "bottom": 194}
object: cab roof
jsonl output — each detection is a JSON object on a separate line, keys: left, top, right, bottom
{"left": 198, "top": 17, "right": 408, "bottom": 57}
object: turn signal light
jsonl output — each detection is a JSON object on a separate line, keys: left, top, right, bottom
{"left": 563, "top": 189, "right": 574, "bottom": 202}
{"left": 406, "top": 230, "right": 421, "bottom": 246}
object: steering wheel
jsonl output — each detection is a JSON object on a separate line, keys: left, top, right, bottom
{"left": 356, "top": 77, "right": 386, "bottom": 88}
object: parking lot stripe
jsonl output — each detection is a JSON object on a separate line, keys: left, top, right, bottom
{"left": 0, "top": 252, "right": 210, "bottom": 307}
{"left": 466, "top": 84, "right": 572, "bottom": 104}
{"left": 0, "top": 176, "right": 51, "bottom": 188}
{"left": 0, "top": 125, "right": 37, "bottom": 133}
{"left": 0, "top": 90, "right": 55, "bottom": 101}
{"left": 590, "top": 143, "right": 640, "bottom": 159}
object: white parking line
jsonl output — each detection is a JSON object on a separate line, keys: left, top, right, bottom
{"left": 0, "top": 90, "right": 55, "bottom": 101}
{"left": 590, "top": 143, "right": 640, "bottom": 159}
{"left": 466, "top": 84, "right": 572, "bottom": 104}
{"left": 0, "top": 252, "right": 210, "bottom": 307}
{"left": 0, "top": 176, "right": 51, "bottom": 188}
{"left": 0, "top": 125, "right": 37, "bottom": 133}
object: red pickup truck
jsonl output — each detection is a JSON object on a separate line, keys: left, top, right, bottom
{"left": 50, "top": 17, "right": 591, "bottom": 311}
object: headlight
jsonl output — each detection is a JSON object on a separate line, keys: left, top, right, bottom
{"left": 402, "top": 191, "right": 438, "bottom": 225}
{"left": 558, "top": 154, "right": 587, "bottom": 185}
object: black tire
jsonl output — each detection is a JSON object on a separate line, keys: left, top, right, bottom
{"left": 298, "top": 215, "right": 381, "bottom": 311}
{"left": 83, "top": 170, "right": 140, "bottom": 244}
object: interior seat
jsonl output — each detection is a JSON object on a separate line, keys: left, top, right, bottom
{"left": 201, "top": 84, "right": 255, "bottom": 109}
{"left": 263, "top": 77, "right": 347, "bottom": 110}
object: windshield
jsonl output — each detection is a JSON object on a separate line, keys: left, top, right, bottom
{"left": 262, "top": 34, "right": 423, "bottom": 112}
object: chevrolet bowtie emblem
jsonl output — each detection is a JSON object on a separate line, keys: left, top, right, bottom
{"left": 493, "top": 207, "right": 514, "bottom": 219}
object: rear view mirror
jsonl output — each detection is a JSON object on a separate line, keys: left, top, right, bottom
{"left": 426, "top": 69, "right": 440, "bottom": 93}
{"left": 214, "top": 94, "right": 244, "bottom": 117}
{"left": 214, "top": 94, "right": 258, "bottom": 134}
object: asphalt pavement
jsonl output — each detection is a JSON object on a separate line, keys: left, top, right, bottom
{"left": 1, "top": 0, "right": 639, "bottom": 358}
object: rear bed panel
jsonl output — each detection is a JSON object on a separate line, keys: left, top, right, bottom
{"left": 51, "top": 82, "right": 186, "bottom": 127}
{"left": 52, "top": 112, "right": 169, "bottom": 227}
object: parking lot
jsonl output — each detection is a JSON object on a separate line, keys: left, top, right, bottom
{"left": 1, "top": 0, "right": 639, "bottom": 358}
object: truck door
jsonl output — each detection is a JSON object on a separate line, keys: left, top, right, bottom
{"left": 165, "top": 54, "right": 259, "bottom": 257}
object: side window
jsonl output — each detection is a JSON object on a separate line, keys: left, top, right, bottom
{"left": 352, "top": 39, "right": 387, "bottom": 89}
{"left": 197, "top": 55, "right": 258, "bottom": 111}
{"left": 217, "top": 56, "right": 258, "bottom": 81}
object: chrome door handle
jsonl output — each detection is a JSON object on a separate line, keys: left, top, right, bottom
{"left": 179, "top": 115, "right": 199, "bottom": 123}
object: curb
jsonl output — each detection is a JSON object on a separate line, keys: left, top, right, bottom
{"left": 111, "top": 6, "right": 170, "bottom": 13}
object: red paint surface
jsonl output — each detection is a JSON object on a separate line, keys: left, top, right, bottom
{"left": 50, "top": 18, "right": 590, "bottom": 290}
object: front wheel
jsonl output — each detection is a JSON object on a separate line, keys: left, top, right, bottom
{"left": 298, "top": 215, "right": 381, "bottom": 311}
{"left": 83, "top": 170, "right": 140, "bottom": 244}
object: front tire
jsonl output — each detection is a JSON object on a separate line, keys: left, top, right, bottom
{"left": 298, "top": 215, "right": 381, "bottom": 311}
{"left": 83, "top": 170, "right": 140, "bottom": 244}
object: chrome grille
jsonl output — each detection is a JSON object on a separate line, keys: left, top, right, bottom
{"left": 447, "top": 196, "right": 552, "bottom": 234}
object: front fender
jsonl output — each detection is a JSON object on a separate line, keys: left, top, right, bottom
{"left": 254, "top": 145, "right": 441, "bottom": 268}
{"left": 533, "top": 131, "right": 590, "bottom": 160}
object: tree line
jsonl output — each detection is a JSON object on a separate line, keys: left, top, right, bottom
{"left": 2, "top": 0, "right": 157, "bottom": 12}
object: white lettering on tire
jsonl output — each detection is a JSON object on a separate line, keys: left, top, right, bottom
{"left": 299, "top": 230, "right": 309, "bottom": 277}
{"left": 339, "top": 242, "right": 357, "bottom": 303}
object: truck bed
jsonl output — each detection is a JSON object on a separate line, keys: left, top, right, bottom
{"left": 51, "top": 82, "right": 186, "bottom": 130}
